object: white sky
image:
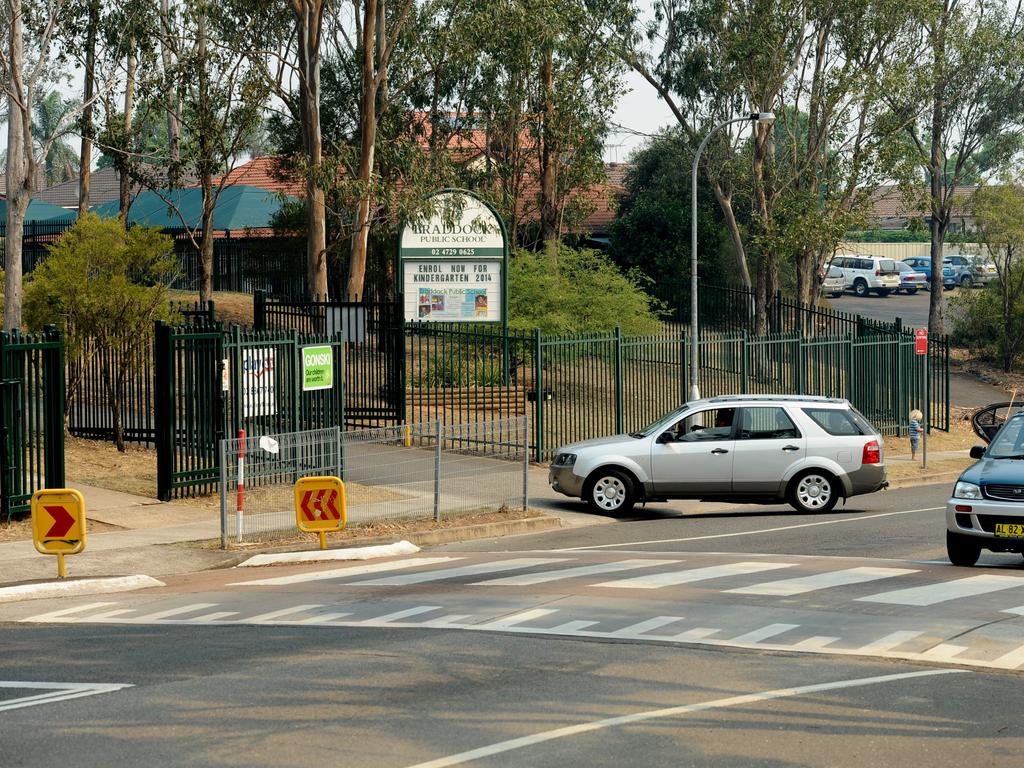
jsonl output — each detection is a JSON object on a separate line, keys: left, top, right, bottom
{"left": 605, "top": 68, "right": 678, "bottom": 163}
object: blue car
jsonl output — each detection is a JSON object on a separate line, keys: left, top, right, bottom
{"left": 900, "top": 257, "right": 957, "bottom": 291}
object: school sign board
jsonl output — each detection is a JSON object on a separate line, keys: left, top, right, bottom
{"left": 398, "top": 189, "right": 508, "bottom": 323}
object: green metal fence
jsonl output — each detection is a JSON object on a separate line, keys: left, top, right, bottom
{"left": 154, "top": 321, "right": 346, "bottom": 500}
{"left": 0, "top": 327, "right": 65, "bottom": 520}
{"left": 400, "top": 323, "right": 949, "bottom": 462}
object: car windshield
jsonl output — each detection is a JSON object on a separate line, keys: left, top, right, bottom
{"left": 634, "top": 405, "right": 691, "bottom": 437}
{"left": 988, "top": 415, "right": 1024, "bottom": 458}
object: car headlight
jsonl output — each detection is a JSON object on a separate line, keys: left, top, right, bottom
{"left": 953, "top": 481, "right": 982, "bottom": 500}
{"left": 554, "top": 453, "right": 576, "bottom": 466}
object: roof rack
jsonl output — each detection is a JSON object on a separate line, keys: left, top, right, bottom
{"left": 705, "top": 394, "right": 846, "bottom": 404}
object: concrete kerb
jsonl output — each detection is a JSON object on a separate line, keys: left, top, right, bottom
{"left": 0, "top": 575, "right": 166, "bottom": 604}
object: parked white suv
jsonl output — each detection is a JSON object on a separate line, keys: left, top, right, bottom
{"left": 549, "top": 395, "right": 888, "bottom": 515}
{"left": 829, "top": 255, "right": 901, "bottom": 297}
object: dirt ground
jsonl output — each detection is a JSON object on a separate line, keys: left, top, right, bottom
{"left": 0, "top": 516, "right": 124, "bottom": 544}
{"left": 64, "top": 435, "right": 159, "bottom": 498}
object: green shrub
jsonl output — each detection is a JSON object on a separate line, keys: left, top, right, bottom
{"left": 509, "top": 244, "right": 663, "bottom": 335}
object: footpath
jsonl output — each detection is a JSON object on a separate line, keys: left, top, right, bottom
{"left": 0, "top": 447, "right": 973, "bottom": 593}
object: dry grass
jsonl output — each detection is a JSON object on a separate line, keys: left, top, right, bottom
{"left": 883, "top": 405, "right": 981, "bottom": 457}
{"left": 168, "top": 290, "right": 255, "bottom": 328}
{"left": 64, "top": 435, "right": 158, "bottom": 498}
{"left": 886, "top": 456, "right": 973, "bottom": 481}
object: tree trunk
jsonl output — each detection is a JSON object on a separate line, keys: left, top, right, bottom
{"left": 160, "top": 0, "right": 181, "bottom": 167}
{"left": 119, "top": 45, "right": 137, "bottom": 219}
{"left": 292, "top": 0, "right": 329, "bottom": 299}
{"left": 78, "top": 0, "right": 99, "bottom": 216}
{"left": 710, "top": 180, "right": 750, "bottom": 288}
{"left": 927, "top": 8, "right": 948, "bottom": 338}
{"left": 347, "top": 0, "right": 379, "bottom": 300}
{"left": 4, "top": 0, "right": 30, "bottom": 330}
{"left": 539, "top": 44, "right": 558, "bottom": 245}
{"left": 197, "top": 13, "right": 214, "bottom": 303}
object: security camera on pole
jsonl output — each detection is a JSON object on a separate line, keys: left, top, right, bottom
{"left": 690, "top": 112, "right": 775, "bottom": 401}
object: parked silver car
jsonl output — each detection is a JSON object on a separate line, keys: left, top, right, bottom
{"left": 822, "top": 266, "right": 846, "bottom": 298}
{"left": 549, "top": 395, "right": 888, "bottom": 515}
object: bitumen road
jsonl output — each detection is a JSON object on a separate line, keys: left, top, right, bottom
{"left": 3, "top": 482, "right": 1024, "bottom": 767}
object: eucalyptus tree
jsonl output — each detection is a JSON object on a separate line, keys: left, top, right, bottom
{"left": 1, "top": 0, "right": 110, "bottom": 329}
{"left": 898, "top": 0, "right": 1024, "bottom": 336}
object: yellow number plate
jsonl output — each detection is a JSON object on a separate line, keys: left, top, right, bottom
{"left": 995, "top": 523, "right": 1024, "bottom": 538}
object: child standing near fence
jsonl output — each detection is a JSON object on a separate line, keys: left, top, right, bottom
{"left": 909, "top": 409, "right": 923, "bottom": 460}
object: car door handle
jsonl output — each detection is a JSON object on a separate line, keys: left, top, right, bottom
{"left": 711, "top": 448, "right": 729, "bottom": 454}
{"left": 782, "top": 445, "right": 801, "bottom": 451}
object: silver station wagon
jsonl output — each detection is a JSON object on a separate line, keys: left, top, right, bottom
{"left": 549, "top": 395, "right": 888, "bottom": 514}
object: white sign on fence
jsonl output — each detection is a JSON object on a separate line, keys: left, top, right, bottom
{"left": 242, "top": 348, "right": 276, "bottom": 417}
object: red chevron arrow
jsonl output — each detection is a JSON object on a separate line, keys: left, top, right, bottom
{"left": 44, "top": 505, "right": 75, "bottom": 538}
{"left": 300, "top": 491, "right": 316, "bottom": 521}
{"left": 325, "top": 489, "right": 340, "bottom": 520}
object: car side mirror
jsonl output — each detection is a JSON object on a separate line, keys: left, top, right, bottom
{"left": 657, "top": 431, "right": 675, "bottom": 444}
{"left": 969, "top": 445, "right": 986, "bottom": 459}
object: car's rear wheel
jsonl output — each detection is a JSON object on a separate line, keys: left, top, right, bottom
{"left": 787, "top": 470, "right": 839, "bottom": 514}
{"left": 830, "top": 292, "right": 842, "bottom": 299}
{"left": 946, "top": 530, "right": 982, "bottom": 567}
{"left": 853, "top": 279, "right": 868, "bottom": 297}
{"left": 584, "top": 468, "right": 636, "bottom": 515}
{"left": 961, "top": 275, "right": 974, "bottom": 288}
{"left": 905, "top": 287, "right": 918, "bottom": 295}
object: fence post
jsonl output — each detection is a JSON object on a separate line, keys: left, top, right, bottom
{"left": 42, "top": 325, "right": 65, "bottom": 489}
{"left": 254, "top": 290, "right": 266, "bottom": 332}
{"left": 219, "top": 437, "right": 228, "bottom": 550}
{"left": 154, "top": 321, "right": 173, "bottom": 501}
{"left": 522, "top": 415, "right": 529, "bottom": 511}
{"left": 794, "top": 335, "right": 804, "bottom": 395}
{"left": 741, "top": 331, "right": 749, "bottom": 394}
{"left": 433, "top": 419, "right": 442, "bottom": 522}
{"left": 533, "top": 328, "right": 544, "bottom": 463}
{"left": 613, "top": 326, "right": 624, "bottom": 435}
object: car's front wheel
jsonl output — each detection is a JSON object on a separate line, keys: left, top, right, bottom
{"left": 584, "top": 468, "right": 636, "bottom": 515}
{"left": 961, "top": 275, "right": 974, "bottom": 288}
{"left": 946, "top": 530, "right": 982, "bottom": 567}
{"left": 787, "top": 470, "right": 839, "bottom": 513}
{"left": 875, "top": 288, "right": 891, "bottom": 297}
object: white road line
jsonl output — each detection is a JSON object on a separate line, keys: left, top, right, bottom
{"left": 419, "top": 614, "right": 473, "bottom": 627}
{"left": 22, "top": 602, "right": 118, "bottom": 622}
{"left": 402, "top": 670, "right": 961, "bottom": 768}
{"left": 920, "top": 643, "right": 967, "bottom": 661}
{"left": 728, "top": 623, "right": 800, "bottom": 644}
{"left": 790, "top": 636, "right": 839, "bottom": 651}
{"left": 0, "top": 681, "right": 133, "bottom": 713}
{"left": 611, "top": 616, "right": 685, "bottom": 637}
{"left": 1000, "top": 605, "right": 1024, "bottom": 616}
{"left": 229, "top": 557, "right": 463, "bottom": 587}
{"left": 87, "top": 608, "right": 136, "bottom": 621}
{"left": 192, "top": 611, "right": 239, "bottom": 622}
{"left": 672, "top": 627, "right": 720, "bottom": 642}
{"left": 728, "top": 566, "right": 918, "bottom": 596}
{"left": 364, "top": 606, "right": 442, "bottom": 624}
{"left": 472, "top": 559, "right": 680, "bottom": 587}
{"left": 992, "top": 644, "right": 1024, "bottom": 669}
{"left": 594, "top": 561, "right": 794, "bottom": 590}
{"left": 353, "top": 558, "right": 571, "bottom": 586}
{"left": 856, "top": 630, "right": 924, "bottom": 653}
{"left": 557, "top": 507, "right": 946, "bottom": 551}
{"left": 245, "top": 605, "right": 323, "bottom": 623}
{"left": 481, "top": 608, "right": 560, "bottom": 629}
{"left": 551, "top": 620, "right": 599, "bottom": 632}
{"left": 298, "top": 612, "right": 352, "bottom": 624}
{"left": 129, "top": 603, "right": 220, "bottom": 622}
{"left": 858, "top": 574, "right": 1024, "bottom": 606}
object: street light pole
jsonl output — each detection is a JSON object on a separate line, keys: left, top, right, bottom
{"left": 689, "top": 111, "right": 775, "bottom": 402}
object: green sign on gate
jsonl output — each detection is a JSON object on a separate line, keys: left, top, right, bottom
{"left": 302, "top": 345, "right": 334, "bottom": 391}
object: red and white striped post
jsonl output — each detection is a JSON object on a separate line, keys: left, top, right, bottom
{"left": 236, "top": 429, "right": 245, "bottom": 540}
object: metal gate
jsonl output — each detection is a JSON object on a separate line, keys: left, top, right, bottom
{"left": 254, "top": 291, "right": 403, "bottom": 428}
{"left": 154, "top": 321, "right": 346, "bottom": 500}
{"left": 0, "top": 327, "right": 65, "bottom": 520}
